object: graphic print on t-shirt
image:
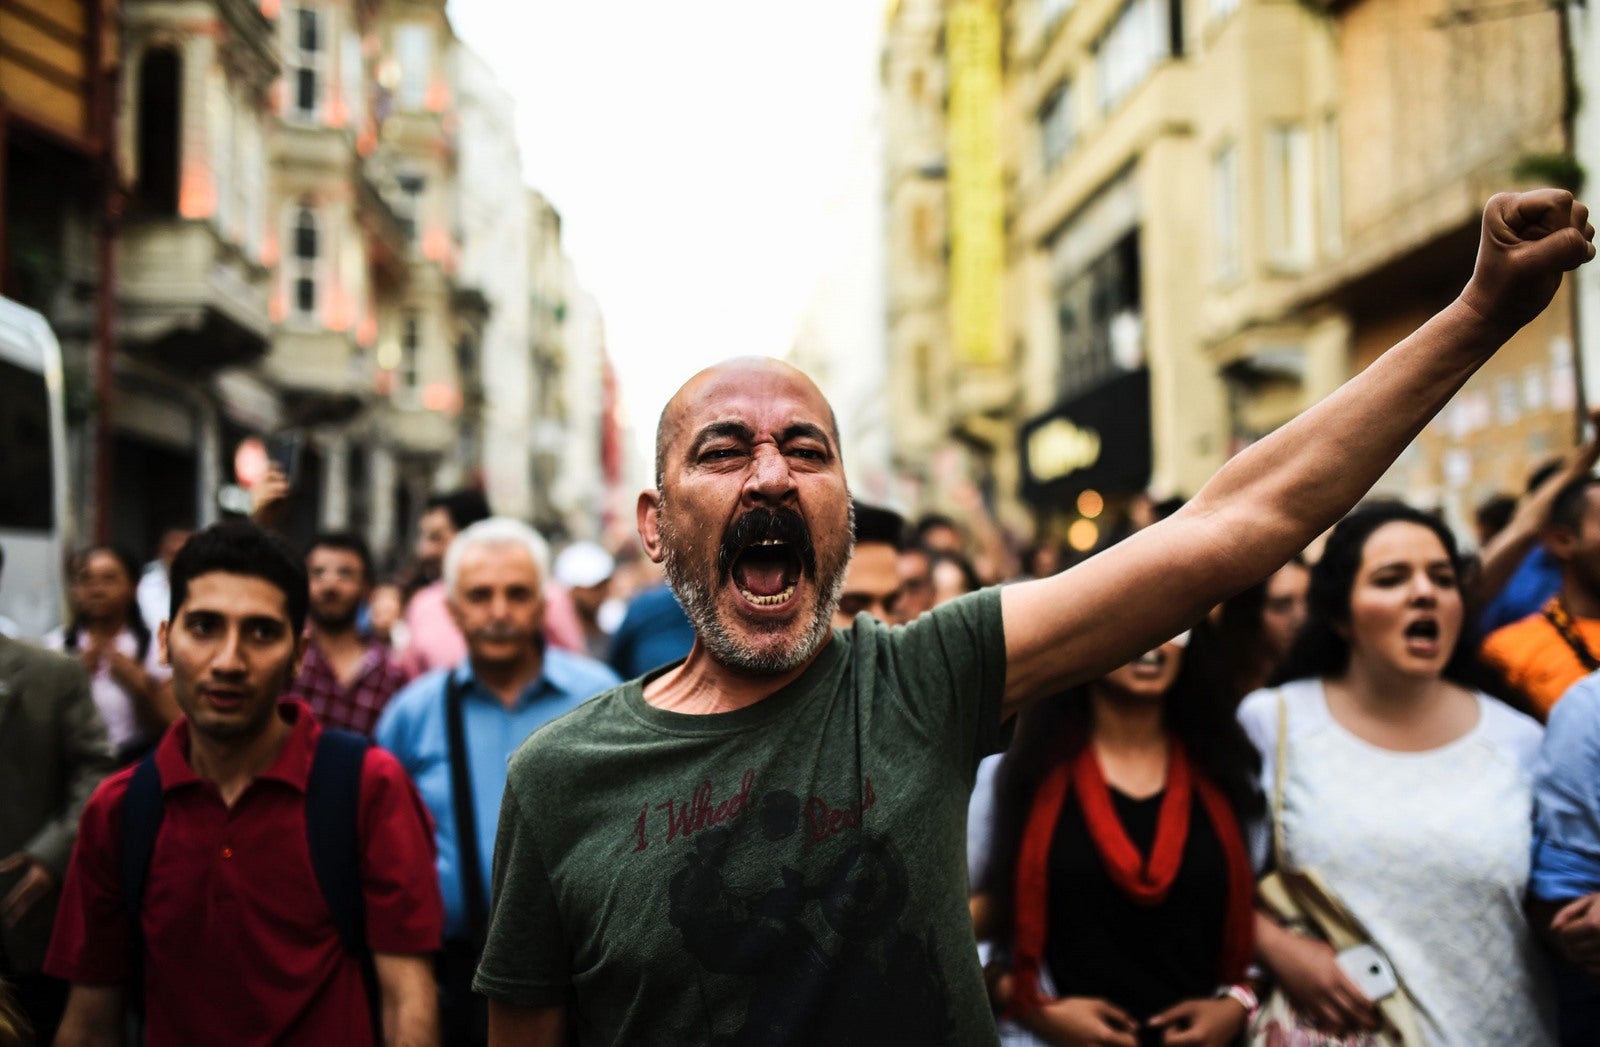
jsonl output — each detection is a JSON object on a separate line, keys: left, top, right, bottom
{"left": 634, "top": 767, "right": 955, "bottom": 1045}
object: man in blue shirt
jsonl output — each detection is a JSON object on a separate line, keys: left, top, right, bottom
{"left": 607, "top": 582, "right": 694, "bottom": 679}
{"left": 376, "top": 518, "right": 619, "bottom": 1046}
{"left": 1530, "top": 672, "right": 1600, "bottom": 1044}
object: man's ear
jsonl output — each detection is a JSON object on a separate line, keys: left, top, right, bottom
{"left": 158, "top": 620, "right": 170, "bottom": 667}
{"left": 638, "top": 490, "right": 665, "bottom": 564}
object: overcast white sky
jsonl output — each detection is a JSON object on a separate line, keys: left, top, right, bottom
{"left": 446, "top": 1, "right": 887, "bottom": 469}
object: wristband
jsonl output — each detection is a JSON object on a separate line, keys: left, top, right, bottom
{"left": 1217, "top": 983, "right": 1259, "bottom": 1021}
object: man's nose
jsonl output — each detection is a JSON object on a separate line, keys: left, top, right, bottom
{"left": 212, "top": 629, "right": 248, "bottom": 675}
{"left": 742, "top": 445, "right": 796, "bottom": 504}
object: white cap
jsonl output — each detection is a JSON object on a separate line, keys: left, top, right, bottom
{"left": 553, "top": 541, "right": 614, "bottom": 589}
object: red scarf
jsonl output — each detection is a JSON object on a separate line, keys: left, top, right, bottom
{"left": 1009, "top": 741, "right": 1255, "bottom": 1016}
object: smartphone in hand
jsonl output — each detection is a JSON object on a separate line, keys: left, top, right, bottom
{"left": 1336, "top": 943, "right": 1399, "bottom": 1002}
{"left": 265, "top": 431, "right": 303, "bottom": 488}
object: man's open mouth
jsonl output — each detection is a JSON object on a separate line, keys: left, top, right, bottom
{"left": 733, "top": 539, "right": 802, "bottom": 606}
{"left": 719, "top": 508, "right": 817, "bottom": 609}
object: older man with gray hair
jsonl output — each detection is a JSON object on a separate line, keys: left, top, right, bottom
{"left": 376, "top": 517, "right": 619, "bottom": 1046}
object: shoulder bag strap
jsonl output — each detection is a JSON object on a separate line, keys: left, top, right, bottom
{"left": 119, "top": 752, "right": 164, "bottom": 1033}
{"left": 1272, "top": 688, "right": 1289, "bottom": 874}
{"left": 445, "top": 671, "right": 488, "bottom": 947}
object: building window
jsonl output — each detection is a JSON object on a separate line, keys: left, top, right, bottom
{"left": 1095, "top": 0, "right": 1168, "bottom": 114}
{"left": 400, "top": 312, "right": 420, "bottom": 391}
{"left": 211, "top": 81, "right": 236, "bottom": 237}
{"left": 1055, "top": 230, "right": 1142, "bottom": 397}
{"left": 395, "top": 172, "right": 426, "bottom": 243}
{"left": 340, "top": 30, "right": 363, "bottom": 127}
{"left": 240, "top": 116, "right": 265, "bottom": 257}
{"left": 1039, "top": 81, "right": 1075, "bottom": 170}
{"left": 394, "top": 24, "right": 432, "bottom": 111}
{"left": 1212, "top": 142, "right": 1240, "bottom": 284}
{"left": 135, "top": 48, "right": 182, "bottom": 215}
{"left": 1264, "top": 123, "right": 1313, "bottom": 271}
{"left": 291, "top": 205, "right": 318, "bottom": 320}
{"left": 1319, "top": 115, "right": 1342, "bottom": 258}
{"left": 287, "top": 6, "right": 326, "bottom": 122}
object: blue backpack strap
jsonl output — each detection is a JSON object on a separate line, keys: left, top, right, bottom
{"left": 305, "top": 728, "right": 380, "bottom": 1036}
{"left": 118, "top": 752, "right": 164, "bottom": 1027}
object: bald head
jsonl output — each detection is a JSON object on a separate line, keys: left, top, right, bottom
{"left": 654, "top": 357, "right": 842, "bottom": 488}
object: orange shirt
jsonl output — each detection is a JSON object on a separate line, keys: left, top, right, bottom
{"left": 1480, "top": 611, "right": 1600, "bottom": 716}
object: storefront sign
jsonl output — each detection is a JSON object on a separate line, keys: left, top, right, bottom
{"left": 1020, "top": 368, "right": 1152, "bottom": 506}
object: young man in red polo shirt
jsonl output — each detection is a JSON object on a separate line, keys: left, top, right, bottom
{"left": 47, "top": 521, "right": 443, "bottom": 1047}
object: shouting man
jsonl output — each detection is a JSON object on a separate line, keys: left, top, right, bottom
{"left": 474, "top": 191, "right": 1594, "bottom": 1045}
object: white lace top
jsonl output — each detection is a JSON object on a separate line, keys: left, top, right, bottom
{"left": 1237, "top": 680, "right": 1555, "bottom": 1047}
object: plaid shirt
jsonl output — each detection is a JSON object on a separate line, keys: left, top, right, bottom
{"left": 294, "top": 637, "right": 411, "bottom": 736}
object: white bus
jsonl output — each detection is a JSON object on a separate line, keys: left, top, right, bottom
{"left": 0, "top": 296, "right": 71, "bottom": 640}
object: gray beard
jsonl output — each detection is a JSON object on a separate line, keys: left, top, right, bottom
{"left": 659, "top": 502, "right": 848, "bottom": 675}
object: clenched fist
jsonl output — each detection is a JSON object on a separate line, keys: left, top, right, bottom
{"left": 1460, "top": 189, "right": 1595, "bottom": 337}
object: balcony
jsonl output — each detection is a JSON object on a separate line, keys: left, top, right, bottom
{"left": 356, "top": 165, "right": 411, "bottom": 289}
{"left": 373, "top": 398, "right": 455, "bottom": 455}
{"left": 117, "top": 217, "right": 270, "bottom": 371}
{"left": 266, "top": 327, "right": 369, "bottom": 425}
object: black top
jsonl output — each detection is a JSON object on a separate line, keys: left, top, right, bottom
{"left": 1044, "top": 786, "right": 1228, "bottom": 1026}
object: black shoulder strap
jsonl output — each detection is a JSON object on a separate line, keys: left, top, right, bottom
{"left": 445, "top": 671, "right": 488, "bottom": 947}
{"left": 306, "top": 728, "right": 371, "bottom": 954}
{"left": 305, "top": 727, "right": 380, "bottom": 1038}
{"left": 119, "top": 752, "right": 164, "bottom": 1025}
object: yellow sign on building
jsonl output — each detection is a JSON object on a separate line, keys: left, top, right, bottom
{"left": 945, "top": 0, "right": 1003, "bottom": 368}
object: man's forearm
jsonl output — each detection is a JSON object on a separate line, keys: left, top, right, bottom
{"left": 1185, "top": 299, "right": 1500, "bottom": 591}
{"left": 54, "top": 985, "right": 126, "bottom": 1047}
{"left": 384, "top": 995, "right": 438, "bottom": 1047}
{"left": 375, "top": 953, "right": 439, "bottom": 1047}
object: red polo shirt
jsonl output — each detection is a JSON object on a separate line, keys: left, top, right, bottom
{"left": 46, "top": 700, "right": 443, "bottom": 1046}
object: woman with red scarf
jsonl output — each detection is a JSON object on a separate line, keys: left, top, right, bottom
{"left": 970, "top": 621, "right": 1263, "bottom": 1046}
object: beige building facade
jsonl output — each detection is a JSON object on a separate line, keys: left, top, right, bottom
{"left": 1208, "top": 0, "right": 1576, "bottom": 532}
{"left": 884, "top": 0, "right": 1581, "bottom": 547}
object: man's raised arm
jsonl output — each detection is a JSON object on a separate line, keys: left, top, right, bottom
{"left": 1002, "top": 189, "right": 1595, "bottom": 716}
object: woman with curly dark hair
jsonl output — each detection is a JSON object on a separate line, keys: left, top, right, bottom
{"left": 45, "top": 545, "right": 175, "bottom": 762}
{"left": 970, "top": 621, "right": 1263, "bottom": 1046}
{"left": 1240, "top": 501, "right": 1554, "bottom": 1044}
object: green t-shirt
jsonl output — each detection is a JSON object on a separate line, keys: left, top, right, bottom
{"left": 475, "top": 587, "right": 1009, "bottom": 1045}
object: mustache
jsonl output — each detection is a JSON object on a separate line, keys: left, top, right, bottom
{"left": 717, "top": 507, "right": 818, "bottom": 582}
{"left": 468, "top": 625, "right": 530, "bottom": 644}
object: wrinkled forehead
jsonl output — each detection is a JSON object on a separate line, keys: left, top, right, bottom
{"left": 665, "top": 362, "right": 837, "bottom": 456}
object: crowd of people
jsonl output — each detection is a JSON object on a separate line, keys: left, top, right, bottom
{"left": 0, "top": 189, "right": 1593, "bottom": 1047}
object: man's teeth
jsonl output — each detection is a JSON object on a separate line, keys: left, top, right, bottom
{"left": 741, "top": 583, "right": 796, "bottom": 606}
